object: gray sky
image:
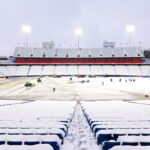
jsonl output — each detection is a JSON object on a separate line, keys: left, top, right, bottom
{"left": 0, "top": 0, "right": 150, "bottom": 56}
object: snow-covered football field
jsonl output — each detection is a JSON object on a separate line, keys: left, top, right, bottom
{"left": 0, "top": 76, "right": 150, "bottom": 101}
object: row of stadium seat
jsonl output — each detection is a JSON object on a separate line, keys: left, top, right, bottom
{"left": 0, "top": 100, "right": 32, "bottom": 107}
{"left": 81, "top": 101, "right": 150, "bottom": 150}
{"left": 0, "top": 100, "right": 76, "bottom": 150}
{"left": 14, "top": 47, "right": 143, "bottom": 58}
{"left": 0, "top": 144, "right": 53, "bottom": 150}
{"left": 0, "top": 65, "right": 150, "bottom": 77}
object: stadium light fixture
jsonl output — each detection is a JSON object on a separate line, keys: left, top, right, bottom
{"left": 126, "top": 25, "right": 135, "bottom": 47}
{"left": 22, "top": 25, "right": 31, "bottom": 48}
{"left": 75, "top": 28, "right": 82, "bottom": 49}
{"left": 22, "top": 25, "right": 31, "bottom": 33}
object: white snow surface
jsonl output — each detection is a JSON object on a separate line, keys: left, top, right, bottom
{"left": 0, "top": 76, "right": 150, "bottom": 101}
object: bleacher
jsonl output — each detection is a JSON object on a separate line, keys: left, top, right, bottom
{"left": 54, "top": 66, "right": 67, "bottom": 76}
{"left": 0, "top": 65, "right": 150, "bottom": 77}
{"left": 15, "top": 65, "right": 30, "bottom": 76}
{"left": 0, "top": 66, "right": 9, "bottom": 77}
{"left": 13, "top": 46, "right": 144, "bottom": 64}
{"left": 28, "top": 66, "right": 43, "bottom": 76}
{"left": 78, "top": 66, "right": 91, "bottom": 75}
{"left": 0, "top": 100, "right": 76, "bottom": 150}
{"left": 7, "top": 66, "right": 18, "bottom": 77}
{"left": 42, "top": 66, "right": 55, "bottom": 76}
{"left": 102, "top": 66, "right": 116, "bottom": 76}
{"left": 14, "top": 47, "right": 143, "bottom": 59}
{"left": 81, "top": 100, "right": 150, "bottom": 150}
{"left": 66, "top": 66, "right": 78, "bottom": 76}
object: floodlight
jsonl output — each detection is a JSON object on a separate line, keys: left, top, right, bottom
{"left": 22, "top": 25, "right": 31, "bottom": 33}
{"left": 22, "top": 25, "right": 31, "bottom": 48}
{"left": 126, "top": 25, "right": 135, "bottom": 47}
{"left": 75, "top": 28, "right": 82, "bottom": 48}
{"left": 75, "top": 28, "right": 82, "bottom": 36}
{"left": 126, "top": 25, "right": 135, "bottom": 33}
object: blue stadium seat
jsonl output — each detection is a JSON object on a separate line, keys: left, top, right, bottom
{"left": 97, "top": 133, "right": 113, "bottom": 144}
{"left": 102, "top": 141, "right": 120, "bottom": 150}
{"left": 41, "top": 141, "right": 60, "bottom": 150}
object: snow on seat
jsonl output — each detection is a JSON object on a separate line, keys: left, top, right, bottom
{"left": 0, "top": 129, "right": 10, "bottom": 135}
{"left": 0, "top": 135, "right": 61, "bottom": 150}
{"left": 118, "top": 135, "right": 150, "bottom": 146}
{"left": 67, "top": 66, "right": 78, "bottom": 75}
{"left": 28, "top": 66, "right": 42, "bottom": 76}
{"left": 0, "top": 101, "right": 76, "bottom": 150}
{"left": 140, "top": 66, "right": 150, "bottom": 76}
{"left": 15, "top": 65, "right": 30, "bottom": 76}
{"left": 6, "top": 66, "right": 17, "bottom": 76}
{"left": 68, "top": 48, "right": 78, "bottom": 57}
{"left": 20, "top": 129, "right": 35, "bottom": 135}
{"left": 90, "top": 65, "right": 103, "bottom": 75}
{"left": 81, "top": 100, "right": 150, "bottom": 148}
{"left": 102, "top": 141, "right": 150, "bottom": 150}
{"left": 127, "top": 65, "right": 141, "bottom": 76}
{"left": 0, "top": 144, "right": 54, "bottom": 150}
{"left": 40, "top": 135, "right": 61, "bottom": 150}
{"left": 24, "top": 144, "right": 54, "bottom": 150}
{"left": 7, "top": 129, "right": 21, "bottom": 135}
{"left": 0, "top": 134, "right": 7, "bottom": 144}
{"left": 54, "top": 66, "right": 67, "bottom": 76}
{"left": 78, "top": 65, "right": 91, "bottom": 75}
{"left": 41, "top": 65, "right": 55, "bottom": 76}
{"left": 7, "top": 135, "right": 24, "bottom": 145}
{"left": 39, "top": 124, "right": 68, "bottom": 134}
{"left": 110, "top": 146, "right": 150, "bottom": 150}
{"left": 17, "top": 134, "right": 61, "bottom": 146}
{"left": 34, "top": 129, "right": 49, "bottom": 135}
{"left": 48, "top": 128, "right": 65, "bottom": 144}
{"left": 114, "top": 65, "right": 130, "bottom": 76}
{"left": 102, "top": 65, "right": 116, "bottom": 76}
{"left": 91, "top": 122, "right": 150, "bottom": 132}
{"left": 93, "top": 124, "right": 150, "bottom": 135}
{"left": 23, "top": 135, "right": 41, "bottom": 145}
{"left": 102, "top": 136, "right": 150, "bottom": 150}
{"left": 0, "top": 66, "right": 9, "bottom": 76}
{"left": 96, "top": 129, "right": 150, "bottom": 144}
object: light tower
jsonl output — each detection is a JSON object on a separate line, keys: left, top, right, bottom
{"left": 126, "top": 25, "right": 135, "bottom": 47}
{"left": 75, "top": 28, "right": 82, "bottom": 49}
{"left": 22, "top": 25, "right": 31, "bottom": 48}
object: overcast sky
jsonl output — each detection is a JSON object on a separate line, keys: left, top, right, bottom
{"left": 0, "top": 0, "right": 150, "bottom": 56}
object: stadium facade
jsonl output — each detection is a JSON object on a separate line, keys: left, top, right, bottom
{"left": 0, "top": 42, "right": 150, "bottom": 77}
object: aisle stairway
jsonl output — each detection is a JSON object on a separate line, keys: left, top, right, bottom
{"left": 62, "top": 103, "right": 99, "bottom": 150}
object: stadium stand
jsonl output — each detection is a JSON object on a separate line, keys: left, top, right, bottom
{"left": 42, "top": 65, "right": 55, "bottom": 76}
{"left": 127, "top": 65, "right": 142, "bottom": 76}
{"left": 14, "top": 47, "right": 144, "bottom": 64}
{"left": 90, "top": 65, "right": 103, "bottom": 76}
{"left": 0, "top": 100, "right": 76, "bottom": 150}
{"left": 0, "top": 66, "right": 9, "bottom": 77}
{"left": 54, "top": 66, "right": 67, "bottom": 76}
{"left": 7, "top": 66, "right": 18, "bottom": 77}
{"left": 102, "top": 65, "right": 116, "bottom": 76}
{"left": 115, "top": 65, "right": 130, "bottom": 76}
{"left": 0, "top": 65, "right": 150, "bottom": 77}
{"left": 28, "top": 66, "right": 43, "bottom": 76}
{"left": 0, "top": 145, "right": 54, "bottom": 150}
{"left": 15, "top": 65, "right": 30, "bottom": 76}
{"left": 78, "top": 65, "right": 91, "bottom": 76}
{"left": 81, "top": 100, "right": 150, "bottom": 150}
{"left": 67, "top": 66, "right": 78, "bottom": 76}
{"left": 140, "top": 66, "right": 150, "bottom": 77}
